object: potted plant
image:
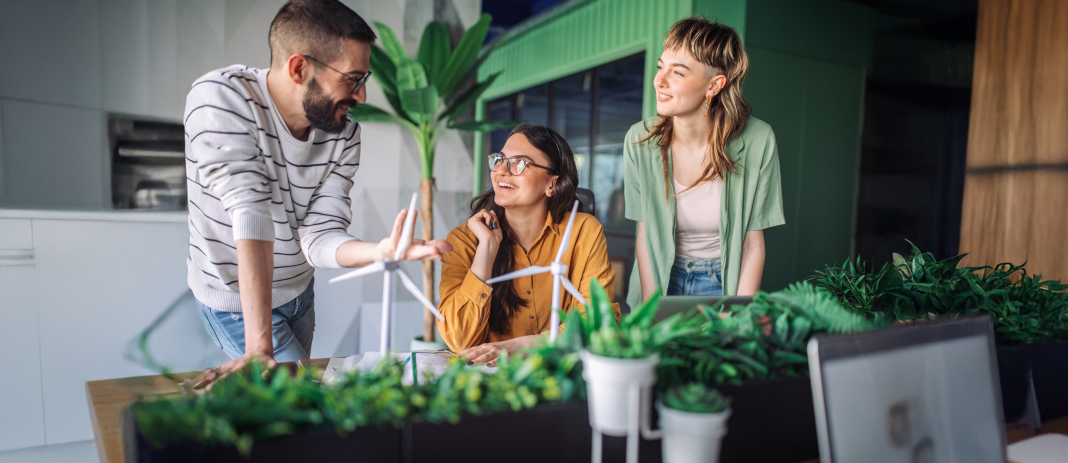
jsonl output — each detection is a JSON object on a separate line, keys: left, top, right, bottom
{"left": 655, "top": 282, "right": 876, "bottom": 463}
{"left": 569, "top": 281, "right": 699, "bottom": 437}
{"left": 657, "top": 383, "right": 731, "bottom": 463}
{"left": 349, "top": 16, "right": 517, "bottom": 350}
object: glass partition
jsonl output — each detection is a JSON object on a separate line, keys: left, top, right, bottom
{"left": 593, "top": 55, "right": 644, "bottom": 232}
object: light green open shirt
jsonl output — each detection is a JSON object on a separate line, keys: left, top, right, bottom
{"left": 624, "top": 115, "right": 785, "bottom": 307}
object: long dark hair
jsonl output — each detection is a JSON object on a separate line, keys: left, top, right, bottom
{"left": 470, "top": 123, "right": 581, "bottom": 335}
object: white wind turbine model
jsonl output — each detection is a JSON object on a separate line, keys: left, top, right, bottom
{"left": 486, "top": 200, "right": 585, "bottom": 342}
{"left": 329, "top": 193, "right": 445, "bottom": 353}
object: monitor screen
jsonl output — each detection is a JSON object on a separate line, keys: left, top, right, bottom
{"left": 809, "top": 318, "right": 1005, "bottom": 463}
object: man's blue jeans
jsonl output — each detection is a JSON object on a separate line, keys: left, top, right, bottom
{"left": 196, "top": 279, "right": 316, "bottom": 362}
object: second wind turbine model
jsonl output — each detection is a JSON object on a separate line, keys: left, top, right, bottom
{"left": 486, "top": 200, "right": 586, "bottom": 342}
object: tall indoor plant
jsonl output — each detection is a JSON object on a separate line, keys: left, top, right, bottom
{"left": 349, "top": 15, "right": 515, "bottom": 346}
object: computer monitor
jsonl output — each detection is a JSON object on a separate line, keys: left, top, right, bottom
{"left": 653, "top": 295, "right": 754, "bottom": 322}
{"left": 807, "top": 316, "right": 1007, "bottom": 463}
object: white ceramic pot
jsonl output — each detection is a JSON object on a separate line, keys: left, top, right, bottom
{"left": 410, "top": 335, "right": 447, "bottom": 351}
{"left": 580, "top": 350, "right": 660, "bottom": 436}
{"left": 657, "top": 403, "right": 731, "bottom": 463}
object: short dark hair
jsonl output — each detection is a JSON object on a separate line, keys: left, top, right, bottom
{"left": 269, "top": 0, "right": 376, "bottom": 67}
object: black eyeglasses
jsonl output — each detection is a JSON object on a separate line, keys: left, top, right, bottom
{"left": 303, "top": 55, "right": 372, "bottom": 94}
{"left": 488, "top": 153, "right": 556, "bottom": 176}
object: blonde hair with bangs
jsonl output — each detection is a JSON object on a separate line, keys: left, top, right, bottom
{"left": 639, "top": 17, "right": 751, "bottom": 200}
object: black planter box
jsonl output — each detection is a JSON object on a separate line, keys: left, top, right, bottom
{"left": 1030, "top": 340, "right": 1068, "bottom": 421}
{"left": 127, "top": 376, "right": 822, "bottom": 463}
{"left": 996, "top": 345, "right": 1032, "bottom": 423}
{"left": 405, "top": 402, "right": 592, "bottom": 463}
{"left": 718, "top": 375, "right": 819, "bottom": 463}
{"left": 124, "top": 409, "right": 402, "bottom": 463}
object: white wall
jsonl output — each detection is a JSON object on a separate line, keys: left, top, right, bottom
{"left": 0, "top": 0, "right": 479, "bottom": 455}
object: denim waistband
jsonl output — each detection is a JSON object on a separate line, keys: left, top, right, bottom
{"left": 672, "top": 256, "right": 722, "bottom": 275}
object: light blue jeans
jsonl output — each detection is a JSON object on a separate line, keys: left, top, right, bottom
{"left": 667, "top": 257, "right": 724, "bottom": 296}
{"left": 196, "top": 279, "right": 316, "bottom": 362}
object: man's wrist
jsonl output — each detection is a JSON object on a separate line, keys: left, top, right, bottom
{"left": 245, "top": 335, "right": 275, "bottom": 358}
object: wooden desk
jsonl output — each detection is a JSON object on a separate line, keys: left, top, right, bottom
{"left": 85, "top": 358, "right": 330, "bottom": 463}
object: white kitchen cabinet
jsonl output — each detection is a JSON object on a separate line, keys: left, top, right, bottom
{"left": 32, "top": 217, "right": 189, "bottom": 444}
{"left": 0, "top": 218, "right": 45, "bottom": 451}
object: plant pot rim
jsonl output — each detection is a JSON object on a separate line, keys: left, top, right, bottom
{"left": 656, "top": 401, "right": 732, "bottom": 419}
{"left": 580, "top": 349, "right": 660, "bottom": 364}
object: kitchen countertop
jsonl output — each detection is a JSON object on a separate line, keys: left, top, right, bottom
{"left": 0, "top": 208, "right": 187, "bottom": 223}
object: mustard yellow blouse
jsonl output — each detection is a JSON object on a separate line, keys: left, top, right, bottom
{"left": 437, "top": 211, "right": 620, "bottom": 352}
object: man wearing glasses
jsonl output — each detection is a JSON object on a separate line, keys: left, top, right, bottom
{"left": 185, "top": 0, "right": 450, "bottom": 386}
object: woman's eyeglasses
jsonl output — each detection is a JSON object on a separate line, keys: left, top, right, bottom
{"left": 488, "top": 153, "right": 555, "bottom": 176}
{"left": 303, "top": 55, "right": 372, "bottom": 94}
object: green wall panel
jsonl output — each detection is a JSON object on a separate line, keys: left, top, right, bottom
{"left": 474, "top": 0, "right": 748, "bottom": 194}
{"left": 743, "top": 0, "right": 874, "bottom": 291}
{"left": 745, "top": 0, "right": 873, "bottom": 67}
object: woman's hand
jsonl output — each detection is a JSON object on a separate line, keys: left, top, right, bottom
{"left": 458, "top": 335, "right": 540, "bottom": 366}
{"left": 468, "top": 209, "right": 502, "bottom": 248}
{"left": 468, "top": 209, "right": 503, "bottom": 283}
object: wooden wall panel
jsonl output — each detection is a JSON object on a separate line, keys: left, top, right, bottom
{"left": 961, "top": 0, "right": 1068, "bottom": 281}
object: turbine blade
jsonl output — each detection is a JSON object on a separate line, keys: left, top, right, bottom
{"left": 328, "top": 261, "right": 385, "bottom": 284}
{"left": 485, "top": 266, "right": 550, "bottom": 284}
{"left": 559, "top": 277, "right": 587, "bottom": 306}
{"left": 397, "top": 270, "right": 445, "bottom": 321}
{"left": 394, "top": 193, "right": 420, "bottom": 261}
{"left": 554, "top": 200, "right": 581, "bottom": 262}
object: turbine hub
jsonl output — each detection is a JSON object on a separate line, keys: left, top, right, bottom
{"left": 550, "top": 262, "right": 568, "bottom": 275}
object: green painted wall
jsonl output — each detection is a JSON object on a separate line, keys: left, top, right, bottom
{"left": 474, "top": 0, "right": 746, "bottom": 194}
{"left": 473, "top": 0, "right": 875, "bottom": 291}
{"left": 742, "top": 0, "right": 875, "bottom": 290}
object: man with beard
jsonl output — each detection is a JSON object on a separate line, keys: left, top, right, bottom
{"left": 184, "top": 0, "right": 451, "bottom": 385}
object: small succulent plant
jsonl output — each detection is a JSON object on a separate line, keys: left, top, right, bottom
{"left": 663, "top": 383, "right": 730, "bottom": 414}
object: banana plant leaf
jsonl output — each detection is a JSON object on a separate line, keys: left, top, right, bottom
{"left": 436, "top": 14, "right": 491, "bottom": 95}
{"left": 417, "top": 21, "right": 451, "bottom": 83}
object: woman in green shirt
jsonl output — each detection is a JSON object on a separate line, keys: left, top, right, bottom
{"left": 624, "top": 17, "right": 784, "bottom": 307}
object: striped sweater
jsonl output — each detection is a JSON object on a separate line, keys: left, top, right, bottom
{"left": 184, "top": 65, "right": 360, "bottom": 312}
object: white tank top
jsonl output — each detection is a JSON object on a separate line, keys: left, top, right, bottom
{"left": 673, "top": 176, "right": 722, "bottom": 260}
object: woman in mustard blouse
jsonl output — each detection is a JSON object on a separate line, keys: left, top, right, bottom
{"left": 438, "top": 123, "right": 620, "bottom": 364}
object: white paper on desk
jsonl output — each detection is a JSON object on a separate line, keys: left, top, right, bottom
{"left": 326, "top": 351, "right": 497, "bottom": 385}
{"left": 342, "top": 352, "right": 414, "bottom": 384}
{"left": 1008, "top": 433, "right": 1068, "bottom": 463}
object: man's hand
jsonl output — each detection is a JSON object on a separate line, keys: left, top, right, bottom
{"left": 192, "top": 349, "right": 276, "bottom": 390}
{"left": 375, "top": 209, "right": 452, "bottom": 261}
{"left": 458, "top": 335, "right": 541, "bottom": 366}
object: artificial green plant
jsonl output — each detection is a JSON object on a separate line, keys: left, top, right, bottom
{"left": 811, "top": 241, "right": 1068, "bottom": 345}
{"left": 134, "top": 342, "right": 584, "bottom": 455}
{"left": 656, "top": 282, "right": 878, "bottom": 388}
{"left": 560, "top": 280, "right": 702, "bottom": 359}
{"left": 350, "top": 15, "right": 516, "bottom": 343}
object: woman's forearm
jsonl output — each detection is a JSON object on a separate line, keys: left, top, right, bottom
{"left": 736, "top": 230, "right": 765, "bottom": 296}
{"left": 635, "top": 222, "right": 657, "bottom": 300}
{"left": 470, "top": 241, "right": 498, "bottom": 283}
